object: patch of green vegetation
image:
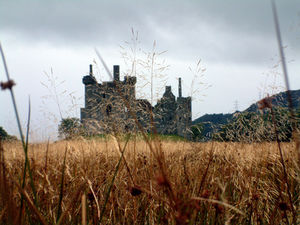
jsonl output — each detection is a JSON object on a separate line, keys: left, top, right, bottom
{"left": 147, "top": 133, "right": 187, "bottom": 141}
{"left": 83, "top": 133, "right": 109, "bottom": 140}
{"left": 0, "top": 126, "right": 17, "bottom": 141}
{"left": 82, "top": 133, "right": 187, "bottom": 142}
{"left": 0, "top": 126, "right": 8, "bottom": 139}
{"left": 58, "top": 117, "right": 85, "bottom": 139}
{"left": 213, "top": 107, "right": 300, "bottom": 142}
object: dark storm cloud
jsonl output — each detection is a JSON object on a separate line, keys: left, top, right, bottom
{"left": 0, "top": 0, "right": 299, "bottom": 64}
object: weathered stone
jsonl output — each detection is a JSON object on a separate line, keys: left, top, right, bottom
{"left": 80, "top": 65, "right": 192, "bottom": 138}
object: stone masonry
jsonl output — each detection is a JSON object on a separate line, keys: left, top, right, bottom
{"left": 80, "top": 65, "right": 192, "bottom": 138}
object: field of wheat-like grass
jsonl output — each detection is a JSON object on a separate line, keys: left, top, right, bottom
{"left": 0, "top": 138, "right": 299, "bottom": 224}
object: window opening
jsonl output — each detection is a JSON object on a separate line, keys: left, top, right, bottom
{"left": 106, "top": 105, "right": 112, "bottom": 116}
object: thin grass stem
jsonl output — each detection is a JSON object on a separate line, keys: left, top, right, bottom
{"left": 56, "top": 146, "right": 68, "bottom": 222}
{"left": 98, "top": 135, "right": 131, "bottom": 224}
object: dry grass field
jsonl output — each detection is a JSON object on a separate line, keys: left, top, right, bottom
{"left": 1, "top": 138, "right": 299, "bottom": 224}
{"left": 0, "top": 5, "right": 299, "bottom": 223}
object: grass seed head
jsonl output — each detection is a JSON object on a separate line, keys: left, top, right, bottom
{"left": 0, "top": 80, "right": 15, "bottom": 90}
{"left": 257, "top": 96, "right": 272, "bottom": 110}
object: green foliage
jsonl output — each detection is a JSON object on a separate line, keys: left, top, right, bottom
{"left": 192, "top": 90, "right": 300, "bottom": 142}
{"left": 191, "top": 124, "right": 204, "bottom": 141}
{"left": 214, "top": 107, "right": 298, "bottom": 142}
{"left": 58, "top": 117, "right": 84, "bottom": 139}
{"left": 192, "top": 113, "right": 234, "bottom": 141}
{"left": 146, "top": 133, "right": 186, "bottom": 141}
{"left": 0, "top": 126, "right": 17, "bottom": 141}
{"left": 84, "top": 133, "right": 107, "bottom": 140}
{"left": 0, "top": 126, "right": 8, "bottom": 139}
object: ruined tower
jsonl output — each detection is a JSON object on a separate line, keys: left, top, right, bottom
{"left": 154, "top": 86, "right": 177, "bottom": 134}
{"left": 80, "top": 65, "right": 137, "bottom": 133}
{"left": 152, "top": 78, "right": 192, "bottom": 138}
{"left": 176, "top": 78, "right": 192, "bottom": 138}
{"left": 81, "top": 65, "right": 192, "bottom": 138}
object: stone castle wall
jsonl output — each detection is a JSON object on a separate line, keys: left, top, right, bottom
{"left": 80, "top": 65, "right": 192, "bottom": 138}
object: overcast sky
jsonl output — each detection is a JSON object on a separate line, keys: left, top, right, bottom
{"left": 0, "top": 0, "right": 299, "bottom": 141}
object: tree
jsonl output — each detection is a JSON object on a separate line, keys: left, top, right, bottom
{"left": 191, "top": 124, "right": 204, "bottom": 141}
{"left": 58, "top": 118, "right": 84, "bottom": 139}
{"left": 0, "top": 126, "right": 8, "bottom": 140}
{"left": 0, "top": 126, "right": 17, "bottom": 141}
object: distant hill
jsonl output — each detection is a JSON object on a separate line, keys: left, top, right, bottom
{"left": 191, "top": 113, "right": 234, "bottom": 140}
{"left": 244, "top": 89, "right": 300, "bottom": 113}
{"left": 192, "top": 113, "right": 233, "bottom": 125}
{"left": 192, "top": 89, "right": 300, "bottom": 141}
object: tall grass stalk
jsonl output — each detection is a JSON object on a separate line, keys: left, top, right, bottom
{"left": 56, "top": 146, "right": 68, "bottom": 222}
{"left": 81, "top": 193, "right": 87, "bottom": 225}
{"left": 95, "top": 48, "right": 175, "bottom": 208}
{"left": 270, "top": 105, "right": 296, "bottom": 222}
{"left": 0, "top": 43, "right": 25, "bottom": 146}
{"left": 98, "top": 134, "right": 131, "bottom": 224}
{"left": 0, "top": 44, "right": 39, "bottom": 223}
{"left": 19, "top": 98, "right": 38, "bottom": 223}
{"left": 271, "top": 1, "right": 298, "bottom": 222}
{"left": 8, "top": 174, "right": 48, "bottom": 225}
{"left": 271, "top": 0, "right": 296, "bottom": 124}
{"left": 0, "top": 137, "right": 17, "bottom": 224}
{"left": 56, "top": 182, "right": 87, "bottom": 225}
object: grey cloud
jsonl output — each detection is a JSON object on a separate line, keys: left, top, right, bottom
{"left": 0, "top": 0, "right": 299, "bottom": 65}
{"left": 1, "top": 0, "right": 299, "bottom": 140}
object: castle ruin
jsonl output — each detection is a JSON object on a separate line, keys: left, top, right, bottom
{"left": 80, "top": 65, "right": 192, "bottom": 138}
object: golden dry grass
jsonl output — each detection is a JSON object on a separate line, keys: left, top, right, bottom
{"left": 1, "top": 138, "right": 299, "bottom": 224}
